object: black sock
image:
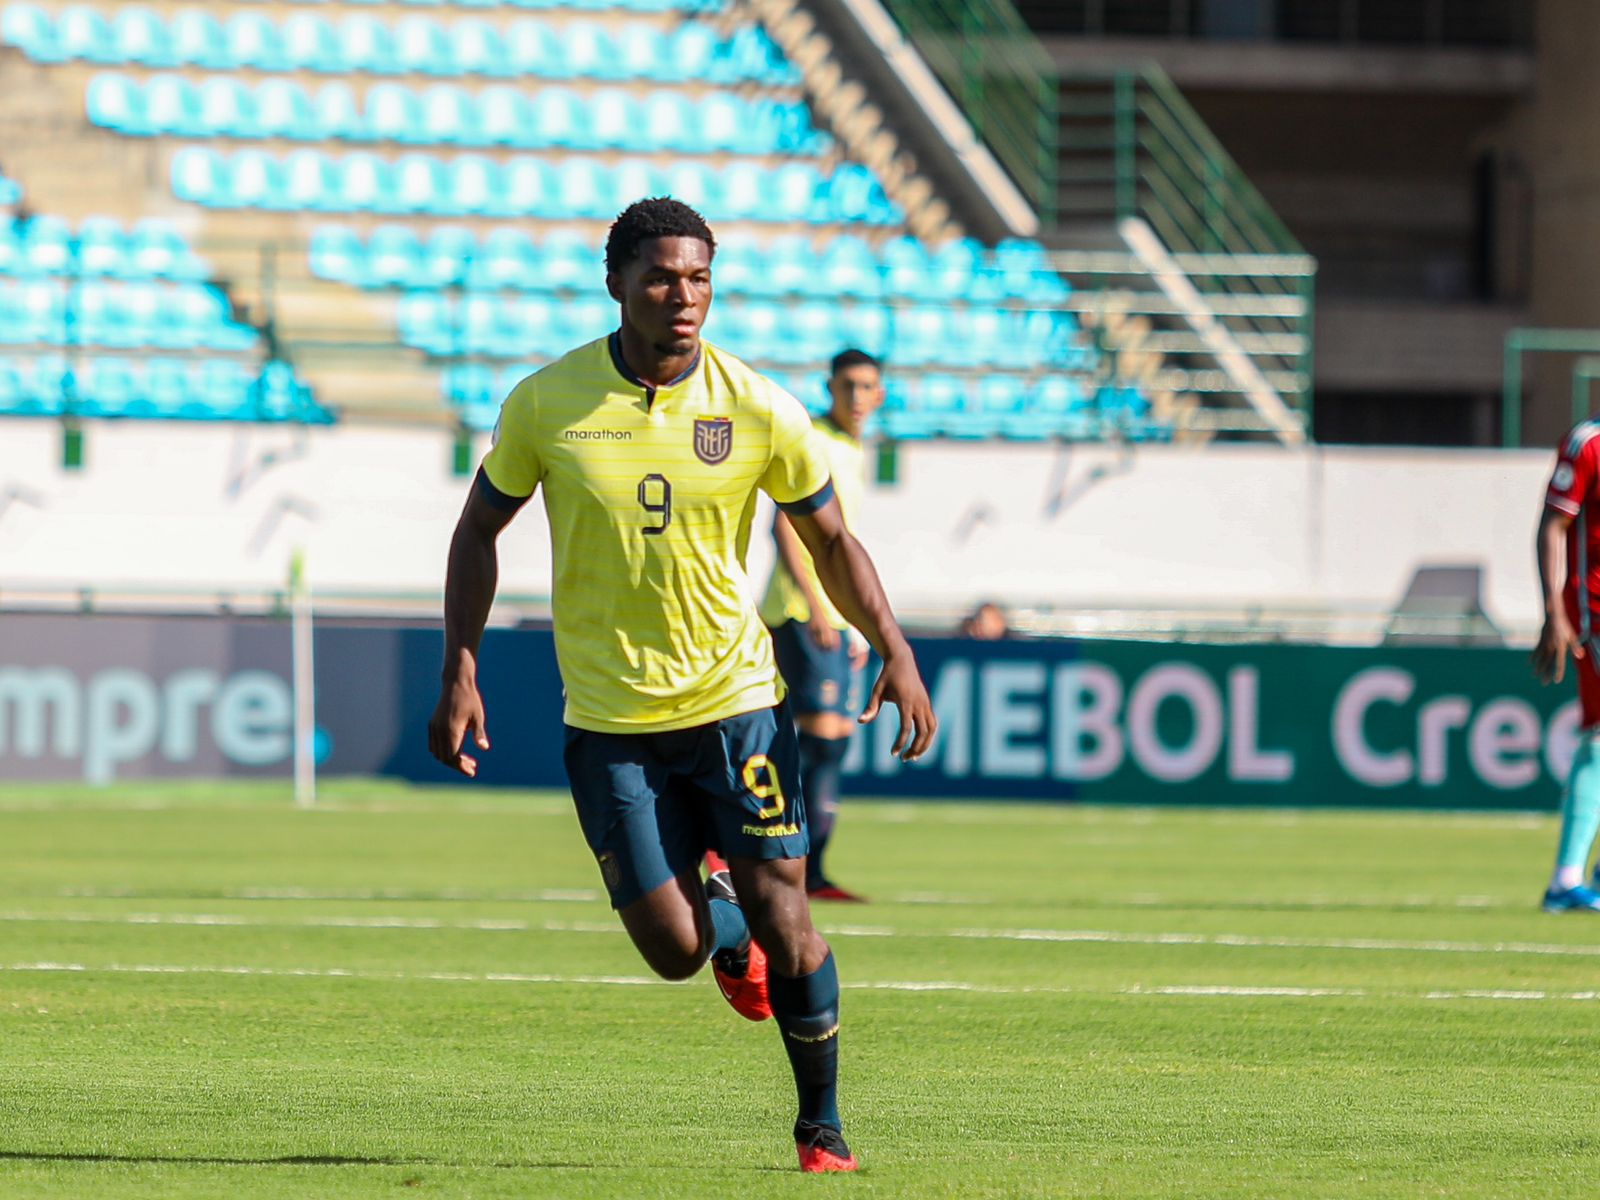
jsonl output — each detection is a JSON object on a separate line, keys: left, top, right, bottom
{"left": 768, "top": 950, "right": 842, "bottom": 1131}
{"left": 798, "top": 733, "right": 848, "bottom": 888}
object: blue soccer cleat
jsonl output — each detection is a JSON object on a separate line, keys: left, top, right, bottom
{"left": 1541, "top": 883, "right": 1600, "bottom": 913}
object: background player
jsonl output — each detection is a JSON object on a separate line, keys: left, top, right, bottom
{"left": 1533, "top": 419, "right": 1600, "bottom": 912}
{"left": 760, "top": 349, "right": 884, "bottom": 902}
{"left": 427, "top": 198, "right": 937, "bottom": 1171}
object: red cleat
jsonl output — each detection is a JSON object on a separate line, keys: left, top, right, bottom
{"left": 807, "top": 881, "right": 868, "bottom": 903}
{"left": 704, "top": 848, "right": 730, "bottom": 874}
{"left": 711, "top": 935, "right": 771, "bottom": 1022}
{"left": 706, "top": 866, "right": 771, "bottom": 1021}
{"left": 795, "top": 1122, "right": 858, "bottom": 1173}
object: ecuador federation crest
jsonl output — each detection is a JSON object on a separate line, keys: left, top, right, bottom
{"left": 694, "top": 417, "right": 733, "bottom": 465}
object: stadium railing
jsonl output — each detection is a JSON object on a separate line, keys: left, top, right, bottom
{"left": 871, "top": 0, "right": 1313, "bottom": 437}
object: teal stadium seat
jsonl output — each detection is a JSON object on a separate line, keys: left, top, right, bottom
{"left": 226, "top": 12, "right": 289, "bottom": 71}
{"left": 284, "top": 11, "right": 341, "bottom": 72}
{"left": 170, "top": 11, "right": 228, "bottom": 69}
{"left": 111, "top": 7, "right": 164, "bottom": 66}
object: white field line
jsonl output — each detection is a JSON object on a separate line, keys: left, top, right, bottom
{"left": 947, "top": 926, "right": 1600, "bottom": 959}
{"left": 9, "top": 959, "right": 1600, "bottom": 1004}
{"left": 54, "top": 885, "right": 1531, "bottom": 910}
{"left": 0, "top": 797, "right": 1550, "bottom": 832}
{"left": 57, "top": 885, "right": 987, "bottom": 906}
{"left": 59, "top": 886, "right": 604, "bottom": 903}
{"left": 0, "top": 911, "right": 618, "bottom": 934}
{"left": 8, "top": 909, "right": 1600, "bottom": 961}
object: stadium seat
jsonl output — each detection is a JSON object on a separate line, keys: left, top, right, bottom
{"left": 199, "top": 77, "right": 256, "bottom": 138}
{"left": 590, "top": 89, "right": 637, "bottom": 151}
{"left": 450, "top": 19, "right": 506, "bottom": 76}
{"left": 310, "top": 226, "right": 361, "bottom": 284}
{"left": 477, "top": 86, "right": 528, "bottom": 146}
{"left": 315, "top": 82, "right": 362, "bottom": 140}
{"left": 445, "top": 154, "right": 500, "bottom": 215}
{"left": 284, "top": 11, "right": 342, "bottom": 73}
{"left": 337, "top": 13, "right": 396, "bottom": 74}
{"left": 257, "top": 78, "right": 318, "bottom": 140}
{"left": 394, "top": 15, "right": 450, "bottom": 76}
{"left": 170, "top": 11, "right": 228, "bottom": 69}
{"left": 57, "top": 5, "right": 111, "bottom": 63}
{"left": 226, "top": 12, "right": 288, "bottom": 72}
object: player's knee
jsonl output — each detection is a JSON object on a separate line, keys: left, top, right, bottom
{"left": 756, "top": 925, "right": 825, "bottom": 978}
{"left": 637, "top": 936, "right": 705, "bottom": 981}
{"left": 624, "top": 920, "right": 708, "bottom": 980}
{"left": 745, "top": 904, "right": 818, "bottom": 976}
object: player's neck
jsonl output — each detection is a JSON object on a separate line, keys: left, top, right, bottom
{"left": 613, "top": 327, "right": 700, "bottom": 390}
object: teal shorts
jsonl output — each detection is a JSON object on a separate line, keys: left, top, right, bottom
{"left": 769, "top": 619, "right": 864, "bottom": 718}
{"left": 562, "top": 701, "right": 808, "bottom": 909}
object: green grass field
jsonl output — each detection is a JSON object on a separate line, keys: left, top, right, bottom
{"left": 3, "top": 780, "right": 1599, "bottom": 1198}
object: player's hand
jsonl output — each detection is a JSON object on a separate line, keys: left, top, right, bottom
{"left": 807, "top": 614, "right": 841, "bottom": 651}
{"left": 1533, "top": 611, "right": 1584, "bottom": 686}
{"left": 859, "top": 648, "right": 937, "bottom": 761}
{"left": 428, "top": 676, "right": 491, "bottom": 777}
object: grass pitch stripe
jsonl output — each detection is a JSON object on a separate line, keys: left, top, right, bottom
{"left": 948, "top": 926, "right": 1600, "bottom": 958}
{"left": 9, "top": 910, "right": 1600, "bottom": 961}
{"left": 11, "top": 960, "right": 1600, "bottom": 1004}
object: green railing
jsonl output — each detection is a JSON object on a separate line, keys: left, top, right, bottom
{"left": 879, "top": 0, "right": 1060, "bottom": 224}
{"left": 1057, "top": 63, "right": 1301, "bottom": 257}
{"left": 879, "top": 0, "right": 1313, "bottom": 437}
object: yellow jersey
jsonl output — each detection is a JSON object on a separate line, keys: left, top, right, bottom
{"left": 480, "top": 334, "right": 833, "bottom": 734}
{"left": 759, "top": 414, "right": 865, "bottom": 631}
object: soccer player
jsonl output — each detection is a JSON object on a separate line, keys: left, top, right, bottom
{"left": 1534, "top": 419, "right": 1600, "bottom": 911}
{"left": 426, "top": 198, "right": 937, "bottom": 1171}
{"left": 759, "top": 349, "right": 884, "bottom": 902}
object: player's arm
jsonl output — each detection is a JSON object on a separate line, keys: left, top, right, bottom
{"left": 428, "top": 471, "right": 527, "bottom": 776}
{"left": 1533, "top": 504, "right": 1580, "bottom": 685}
{"left": 773, "top": 511, "right": 840, "bottom": 650}
{"left": 786, "top": 495, "right": 936, "bottom": 760}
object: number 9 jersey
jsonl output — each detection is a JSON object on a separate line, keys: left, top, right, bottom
{"left": 481, "top": 333, "right": 834, "bottom": 735}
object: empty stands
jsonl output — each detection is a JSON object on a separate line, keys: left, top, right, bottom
{"left": 0, "top": 0, "right": 1145, "bottom": 438}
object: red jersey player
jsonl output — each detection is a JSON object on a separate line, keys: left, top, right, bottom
{"left": 1534, "top": 421, "right": 1600, "bottom": 911}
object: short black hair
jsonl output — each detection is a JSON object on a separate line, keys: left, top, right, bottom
{"left": 604, "top": 197, "right": 716, "bottom": 275}
{"left": 830, "top": 348, "right": 881, "bottom": 377}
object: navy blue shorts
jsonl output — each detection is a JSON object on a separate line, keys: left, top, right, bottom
{"left": 563, "top": 702, "right": 809, "bottom": 910}
{"left": 769, "top": 619, "right": 864, "bottom": 718}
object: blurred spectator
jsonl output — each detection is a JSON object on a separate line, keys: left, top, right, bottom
{"left": 959, "top": 601, "right": 1010, "bottom": 640}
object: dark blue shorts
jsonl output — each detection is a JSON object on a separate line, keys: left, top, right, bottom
{"left": 769, "top": 619, "right": 864, "bottom": 718}
{"left": 563, "top": 701, "right": 809, "bottom": 910}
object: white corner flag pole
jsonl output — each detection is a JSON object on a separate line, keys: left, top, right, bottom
{"left": 290, "top": 547, "right": 316, "bottom": 809}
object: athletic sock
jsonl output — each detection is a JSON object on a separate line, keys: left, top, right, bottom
{"left": 769, "top": 950, "right": 842, "bottom": 1131}
{"left": 708, "top": 895, "right": 750, "bottom": 959}
{"left": 798, "top": 733, "right": 849, "bottom": 888}
{"left": 1552, "top": 735, "right": 1600, "bottom": 890}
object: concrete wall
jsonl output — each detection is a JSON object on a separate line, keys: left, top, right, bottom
{"left": 0, "top": 419, "right": 1557, "bottom": 633}
{"left": 1522, "top": 0, "right": 1600, "bottom": 445}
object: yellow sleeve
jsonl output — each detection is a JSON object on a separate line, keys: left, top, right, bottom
{"left": 480, "top": 377, "right": 543, "bottom": 498}
{"left": 759, "top": 384, "right": 831, "bottom": 507}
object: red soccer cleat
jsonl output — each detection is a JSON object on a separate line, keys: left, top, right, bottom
{"left": 807, "top": 880, "right": 868, "bottom": 903}
{"left": 706, "top": 866, "right": 771, "bottom": 1021}
{"left": 711, "top": 935, "right": 771, "bottom": 1022}
{"left": 795, "top": 1122, "right": 859, "bottom": 1173}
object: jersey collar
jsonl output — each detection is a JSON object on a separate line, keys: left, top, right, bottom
{"left": 607, "top": 331, "right": 702, "bottom": 406}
